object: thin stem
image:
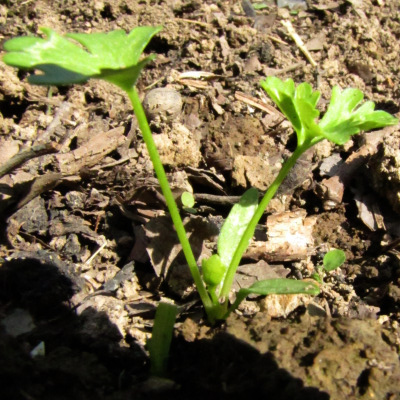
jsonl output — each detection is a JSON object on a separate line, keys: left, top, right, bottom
{"left": 126, "top": 87, "right": 213, "bottom": 314}
{"left": 219, "top": 143, "right": 312, "bottom": 300}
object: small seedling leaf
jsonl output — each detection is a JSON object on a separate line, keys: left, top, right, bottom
{"left": 202, "top": 254, "right": 226, "bottom": 287}
{"left": 260, "top": 77, "right": 300, "bottom": 133}
{"left": 3, "top": 26, "right": 162, "bottom": 90}
{"left": 323, "top": 249, "right": 346, "bottom": 272}
{"left": 233, "top": 278, "right": 320, "bottom": 309}
{"left": 241, "top": 278, "right": 320, "bottom": 296}
{"left": 311, "top": 273, "right": 323, "bottom": 284}
{"left": 218, "top": 188, "right": 258, "bottom": 269}
{"left": 181, "top": 191, "right": 195, "bottom": 208}
{"left": 252, "top": 3, "right": 268, "bottom": 10}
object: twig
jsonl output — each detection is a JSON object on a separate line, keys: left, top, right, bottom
{"left": 85, "top": 238, "right": 107, "bottom": 266}
{"left": 194, "top": 193, "right": 241, "bottom": 205}
{"left": 235, "top": 91, "right": 283, "bottom": 115}
{"left": 13, "top": 172, "right": 63, "bottom": 212}
{"left": 90, "top": 156, "right": 130, "bottom": 170}
{"left": 175, "top": 18, "right": 213, "bottom": 28}
{"left": 267, "top": 34, "right": 288, "bottom": 46}
{"left": 281, "top": 20, "right": 317, "bottom": 67}
{"left": 0, "top": 142, "right": 60, "bottom": 178}
{"left": 277, "top": 62, "right": 305, "bottom": 74}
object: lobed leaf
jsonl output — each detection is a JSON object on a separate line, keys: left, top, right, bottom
{"left": 260, "top": 77, "right": 322, "bottom": 145}
{"left": 319, "top": 87, "right": 398, "bottom": 144}
{"left": 3, "top": 26, "right": 162, "bottom": 89}
{"left": 260, "top": 77, "right": 300, "bottom": 134}
{"left": 261, "top": 77, "right": 398, "bottom": 147}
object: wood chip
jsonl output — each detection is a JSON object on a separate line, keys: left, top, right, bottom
{"left": 178, "top": 79, "right": 210, "bottom": 89}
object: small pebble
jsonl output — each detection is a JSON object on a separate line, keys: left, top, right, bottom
{"left": 143, "top": 87, "right": 182, "bottom": 121}
{"left": 277, "top": 0, "right": 307, "bottom": 11}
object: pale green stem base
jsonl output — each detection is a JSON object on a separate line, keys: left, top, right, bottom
{"left": 148, "top": 302, "right": 178, "bottom": 376}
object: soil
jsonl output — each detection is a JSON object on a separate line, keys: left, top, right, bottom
{"left": 1, "top": 1, "right": 400, "bottom": 399}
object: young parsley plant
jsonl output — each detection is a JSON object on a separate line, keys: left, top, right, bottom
{"left": 3, "top": 27, "right": 398, "bottom": 323}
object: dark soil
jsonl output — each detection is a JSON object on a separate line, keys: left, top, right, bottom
{"left": 1, "top": 1, "right": 400, "bottom": 399}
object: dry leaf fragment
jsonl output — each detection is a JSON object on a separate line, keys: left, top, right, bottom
{"left": 233, "top": 260, "right": 289, "bottom": 292}
{"left": 246, "top": 209, "right": 317, "bottom": 262}
{"left": 54, "top": 126, "right": 126, "bottom": 175}
{"left": 260, "top": 292, "right": 313, "bottom": 318}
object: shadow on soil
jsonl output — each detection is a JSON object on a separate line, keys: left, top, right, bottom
{"left": 0, "top": 253, "right": 329, "bottom": 400}
{"left": 0, "top": 254, "right": 147, "bottom": 400}
{"left": 169, "top": 332, "right": 329, "bottom": 400}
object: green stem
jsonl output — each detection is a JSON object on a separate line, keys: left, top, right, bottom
{"left": 148, "top": 302, "right": 178, "bottom": 376}
{"left": 219, "top": 143, "right": 315, "bottom": 301}
{"left": 208, "top": 286, "right": 220, "bottom": 306}
{"left": 126, "top": 87, "right": 213, "bottom": 314}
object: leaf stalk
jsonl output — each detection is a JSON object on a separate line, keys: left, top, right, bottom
{"left": 126, "top": 87, "right": 214, "bottom": 316}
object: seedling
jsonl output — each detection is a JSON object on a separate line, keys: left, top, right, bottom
{"left": 3, "top": 27, "right": 397, "bottom": 324}
{"left": 180, "top": 191, "right": 196, "bottom": 213}
{"left": 147, "top": 302, "right": 178, "bottom": 376}
{"left": 311, "top": 249, "right": 346, "bottom": 284}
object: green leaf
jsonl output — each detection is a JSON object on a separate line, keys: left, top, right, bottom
{"left": 181, "top": 191, "right": 195, "bottom": 208}
{"left": 260, "top": 77, "right": 322, "bottom": 145}
{"left": 202, "top": 254, "right": 226, "bottom": 287}
{"left": 233, "top": 278, "right": 320, "bottom": 310}
{"left": 260, "top": 77, "right": 299, "bottom": 132}
{"left": 240, "top": 278, "right": 320, "bottom": 296}
{"left": 217, "top": 188, "right": 258, "bottom": 270}
{"left": 319, "top": 87, "right": 398, "bottom": 144}
{"left": 311, "top": 273, "right": 323, "bottom": 284}
{"left": 3, "top": 26, "right": 162, "bottom": 90}
{"left": 323, "top": 249, "right": 346, "bottom": 272}
{"left": 260, "top": 77, "right": 398, "bottom": 147}
{"left": 252, "top": 2, "right": 268, "bottom": 10}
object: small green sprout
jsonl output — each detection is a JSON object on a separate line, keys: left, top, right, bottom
{"left": 180, "top": 191, "right": 196, "bottom": 213}
{"left": 181, "top": 191, "right": 195, "bottom": 208}
{"left": 147, "top": 302, "right": 178, "bottom": 376}
{"left": 202, "top": 254, "right": 226, "bottom": 305}
{"left": 252, "top": 2, "right": 269, "bottom": 10}
{"left": 3, "top": 28, "right": 397, "bottom": 324}
{"left": 312, "top": 249, "right": 346, "bottom": 284}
